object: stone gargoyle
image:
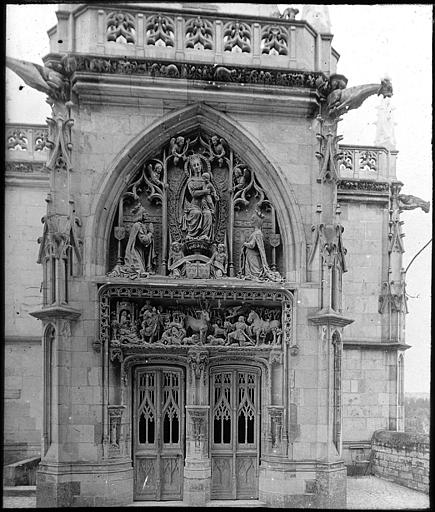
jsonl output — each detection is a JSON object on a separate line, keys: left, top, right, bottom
{"left": 326, "top": 74, "right": 393, "bottom": 119}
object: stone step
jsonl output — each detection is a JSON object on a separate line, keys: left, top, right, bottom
{"left": 206, "top": 499, "right": 266, "bottom": 507}
{"left": 128, "top": 499, "right": 266, "bottom": 507}
{"left": 3, "top": 485, "right": 36, "bottom": 497}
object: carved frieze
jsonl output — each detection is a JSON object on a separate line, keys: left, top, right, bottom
{"left": 5, "top": 162, "right": 49, "bottom": 174}
{"left": 69, "top": 54, "right": 324, "bottom": 89}
{"left": 337, "top": 179, "right": 389, "bottom": 193}
{"left": 99, "top": 285, "right": 293, "bottom": 361}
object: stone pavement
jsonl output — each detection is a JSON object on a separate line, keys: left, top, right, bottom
{"left": 346, "top": 476, "right": 429, "bottom": 509}
{"left": 2, "top": 477, "right": 430, "bottom": 509}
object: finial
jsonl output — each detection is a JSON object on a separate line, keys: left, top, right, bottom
{"left": 301, "top": 5, "right": 332, "bottom": 34}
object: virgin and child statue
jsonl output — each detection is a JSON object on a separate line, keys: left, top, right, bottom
{"left": 181, "top": 154, "right": 219, "bottom": 242}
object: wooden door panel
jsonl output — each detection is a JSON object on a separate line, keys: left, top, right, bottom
{"left": 211, "top": 456, "right": 233, "bottom": 499}
{"left": 210, "top": 367, "right": 260, "bottom": 500}
{"left": 135, "top": 456, "right": 158, "bottom": 500}
{"left": 236, "top": 455, "right": 258, "bottom": 499}
{"left": 161, "top": 455, "right": 183, "bottom": 499}
{"left": 134, "top": 367, "right": 184, "bottom": 501}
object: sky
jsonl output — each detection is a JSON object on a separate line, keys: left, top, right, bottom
{"left": 5, "top": 3, "right": 432, "bottom": 392}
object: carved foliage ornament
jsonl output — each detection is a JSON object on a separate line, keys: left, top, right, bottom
{"left": 107, "top": 11, "right": 136, "bottom": 44}
{"left": 309, "top": 223, "right": 347, "bottom": 272}
{"left": 223, "top": 21, "right": 251, "bottom": 53}
{"left": 261, "top": 25, "right": 288, "bottom": 55}
{"left": 378, "top": 281, "right": 408, "bottom": 314}
{"left": 185, "top": 16, "right": 213, "bottom": 50}
{"left": 37, "top": 213, "right": 83, "bottom": 263}
{"left": 146, "top": 14, "right": 175, "bottom": 47}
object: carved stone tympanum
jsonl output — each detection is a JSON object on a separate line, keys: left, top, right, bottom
{"left": 105, "top": 133, "right": 284, "bottom": 280}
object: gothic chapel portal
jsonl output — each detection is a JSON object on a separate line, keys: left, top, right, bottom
{"left": 5, "top": 2, "right": 418, "bottom": 508}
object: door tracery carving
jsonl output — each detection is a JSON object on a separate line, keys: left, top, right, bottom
{"left": 210, "top": 367, "right": 260, "bottom": 500}
{"left": 134, "top": 367, "right": 184, "bottom": 501}
{"left": 106, "top": 131, "right": 283, "bottom": 280}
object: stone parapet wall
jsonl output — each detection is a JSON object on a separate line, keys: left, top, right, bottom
{"left": 371, "top": 430, "right": 429, "bottom": 494}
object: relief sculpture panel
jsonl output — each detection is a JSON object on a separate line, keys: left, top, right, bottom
{"left": 106, "top": 132, "right": 283, "bottom": 281}
{"left": 109, "top": 298, "right": 283, "bottom": 350}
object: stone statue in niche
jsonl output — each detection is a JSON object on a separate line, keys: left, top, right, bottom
{"left": 239, "top": 208, "right": 283, "bottom": 282}
{"left": 124, "top": 205, "right": 157, "bottom": 274}
{"left": 210, "top": 243, "right": 228, "bottom": 278}
{"left": 181, "top": 154, "right": 217, "bottom": 242}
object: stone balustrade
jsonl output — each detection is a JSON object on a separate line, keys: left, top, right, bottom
{"left": 371, "top": 430, "right": 429, "bottom": 494}
{"left": 337, "top": 144, "right": 397, "bottom": 181}
{"left": 48, "top": 4, "right": 338, "bottom": 74}
{"left": 6, "top": 124, "right": 49, "bottom": 162}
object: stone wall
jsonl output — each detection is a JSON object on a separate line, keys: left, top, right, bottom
{"left": 342, "top": 348, "right": 397, "bottom": 446}
{"left": 4, "top": 181, "right": 46, "bottom": 464}
{"left": 371, "top": 430, "right": 429, "bottom": 494}
{"left": 4, "top": 340, "right": 43, "bottom": 464}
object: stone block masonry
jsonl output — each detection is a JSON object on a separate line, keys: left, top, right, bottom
{"left": 371, "top": 430, "right": 429, "bottom": 494}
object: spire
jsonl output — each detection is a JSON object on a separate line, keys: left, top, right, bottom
{"left": 374, "top": 95, "right": 397, "bottom": 150}
{"left": 301, "top": 5, "right": 332, "bottom": 34}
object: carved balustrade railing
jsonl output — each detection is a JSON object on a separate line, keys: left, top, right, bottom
{"left": 6, "top": 123, "right": 49, "bottom": 163}
{"left": 49, "top": 5, "right": 328, "bottom": 72}
{"left": 337, "top": 144, "right": 395, "bottom": 181}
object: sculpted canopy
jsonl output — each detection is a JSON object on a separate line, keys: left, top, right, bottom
{"left": 106, "top": 131, "right": 283, "bottom": 282}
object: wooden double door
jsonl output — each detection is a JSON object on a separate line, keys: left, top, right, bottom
{"left": 133, "top": 367, "right": 185, "bottom": 501}
{"left": 210, "top": 366, "right": 261, "bottom": 500}
{"left": 133, "top": 365, "right": 261, "bottom": 501}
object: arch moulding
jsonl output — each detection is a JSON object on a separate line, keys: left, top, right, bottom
{"left": 88, "top": 102, "right": 306, "bottom": 279}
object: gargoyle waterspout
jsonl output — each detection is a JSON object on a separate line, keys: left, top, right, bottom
{"left": 326, "top": 74, "right": 393, "bottom": 119}
{"left": 6, "top": 56, "right": 67, "bottom": 102}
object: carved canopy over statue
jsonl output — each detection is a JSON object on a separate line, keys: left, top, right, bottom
{"left": 107, "top": 132, "right": 283, "bottom": 281}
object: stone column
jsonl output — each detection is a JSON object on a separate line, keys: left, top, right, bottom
{"left": 184, "top": 348, "right": 210, "bottom": 506}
